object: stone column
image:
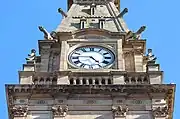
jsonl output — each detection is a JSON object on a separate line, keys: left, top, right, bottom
{"left": 117, "top": 39, "right": 124, "bottom": 71}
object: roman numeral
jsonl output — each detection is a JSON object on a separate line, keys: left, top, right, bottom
{"left": 90, "top": 47, "right": 94, "bottom": 51}
{"left": 103, "top": 52, "right": 109, "bottom": 55}
{"left": 72, "top": 57, "right": 79, "bottom": 59}
{"left": 98, "top": 49, "right": 102, "bottom": 52}
{"left": 75, "top": 52, "right": 81, "bottom": 55}
{"left": 81, "top": 48, "right": 87, "bottom": 52}
{"left": 104, "top": 57, "right": 111, "bottom": 59}
{"left": 80, "top": 63, "right": 86, "bottom": 68}
{"left": 74, "top": 60, "right": 81, "bottom": 64}
{"left": 89, "top": 65, "right": 93, "bottom": 69}
{"left": 102, "top": 60, "right": 109, "bottom": 64}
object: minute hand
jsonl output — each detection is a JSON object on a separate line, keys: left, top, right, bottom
{"left": 89, "top": 56, "right": 99, "bottom": 63}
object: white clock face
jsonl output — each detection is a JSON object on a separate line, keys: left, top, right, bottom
{"left": 68, "top": 45, "right": 115, "bottom": 69}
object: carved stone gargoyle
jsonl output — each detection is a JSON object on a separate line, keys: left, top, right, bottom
{"left": 147, "top": 49, "right": 157, "bottom": 63}
{"left": 112, "top": 105, "right": 128, "bottom": 117}
{"left": 153, "top": 106, "right": 168, "bottom": 117}
{"left": 10, "top": 105, "right": 28, "bottom": 117}
{"left": 25, "top": 49, "right": 36, "bottom": 62}
{"left": 38, "top": 26, "right": 56, "bottom": 40}
{"left": 125, "top": 26, "right": 146, "bottom": 40}
{"left": 52, "top": 105, "right": 68, "bottom": 117}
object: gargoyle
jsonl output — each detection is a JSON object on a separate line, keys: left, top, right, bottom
{"left": 38, "top": 26, "right": 53, "bottom": 40}
{"left": 125, "top": 26, "right": 146, "bottom": 40}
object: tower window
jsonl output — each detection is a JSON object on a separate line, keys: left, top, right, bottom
{"left": 99, "top": 18, "right": 105, "bottom": 29}
{"left": 90, "top": 3, "right": 96, "bottom": 15}
{"left": 80, "top": 17, "right": 86, "bottom": 29}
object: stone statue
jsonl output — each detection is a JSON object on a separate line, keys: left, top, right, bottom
{"left": 52, "top": 105, "right": 68, "bottom": 117}
{"left": 26, "top": 49, "right": 36, "bottom": 61}
{"left": 38, "top": 26, "right": 53, "bottom": 40}
{"left": 147, "top": 49, "right": 157, "bottom": 63}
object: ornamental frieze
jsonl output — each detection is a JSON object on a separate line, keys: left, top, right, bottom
{"left": 10, "top": 105, "right": 28, "bottom": 117}
{"left": 112, "top": 105, "right": 128, "bottom": 117}
{"left": 52, "top": 105, "right": 68, "bottom": 117}
{"left": 153, "top": 106, "right": 168, "bottom": 117}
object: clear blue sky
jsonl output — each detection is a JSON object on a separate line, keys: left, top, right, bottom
{"left": 0, "top": 0, "right": 179, "bottom": 118}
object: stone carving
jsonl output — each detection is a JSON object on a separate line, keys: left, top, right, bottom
{"left": 52, "top": 105, "right": 68, "bottom": 117}
{"left": 153, "top": 106, "right": 168, "bottom": 117}
{"left": 25, "top": 49, "right": 36, "bottom": 62}
{"left": 10, "top": 105, "right": 28, "bottom": 117}
{"left": 38, "top": 26, "right": 54, "bottom": 40}
{"left": 147, "top": 49, "right": 157, "bottom": 63}
{"left": 126, "top": 26, "right": 146, "bottom": 40}
{"left": 112, "top": 105, "right": 128, "bottom": 117}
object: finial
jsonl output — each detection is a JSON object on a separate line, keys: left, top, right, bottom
{"left": 38, "top": 26, "right": 53, "bottom": 40}
{"left": 147, "top": 49, "right": 157, "bottom": 63}
{"left": 26, "top": 49, "right": 36, "bottom": 62}
{"left": 58, "top": 8, "right": 67, "bottom": 18}
{"left": 118, "top": 8, "right": 128, "bottom": 17}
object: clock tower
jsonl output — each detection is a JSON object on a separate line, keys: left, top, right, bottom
{"left": 6, "top": 0, "right": 175, "bottom": 119}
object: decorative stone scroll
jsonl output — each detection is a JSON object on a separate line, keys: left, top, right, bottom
{"left": 10, "top": 105, "right": 28, "bottom": 117}
{"left": 112, "top": 105, "right": 128, "bottom": 117}
{"left": 153, "top": 106, "right": 168, "bottom": 117}
{"left": 52, "top": 105, "right": 68, "bottom": 117}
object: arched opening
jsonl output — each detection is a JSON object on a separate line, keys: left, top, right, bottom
{"left": 83, "top": 78, "right": 86, "bottom": 85}
{"left": 39, "top": 78, "right": 44, "bottom": 85}
{"left": 144, "top": 77, "right": 148, "bottom": 84}
{"left": 125, "top": 77, "right": 129, "bottom": 84}
{"left": 95, "top": 79, "right": 99, "bottom": 85}
{"left": 34, "top": 78, "right": 38, "bottom": 84}
{"left": 76, "top": 79, "right": 80, "bottom": 85}
{"left": 137, "top": 77, "right": 142, "bottom": 84}
{"left": 70, "top": 78, "right": 73, "bottom": 85}
{"left": 46, "top": 78, "right": 51, "bottom": 85}
{"left": 89, "top": 79, "right": 92, "bottom": 85}
{"left": 131, "top": 77, "right": 136, "bottom": 84}
{"left": 52, "top": 77, "right": 57, "bottom": 85}
{"left": 108, "top": 79, "right": 112, "bottom": 84}
{"left": 102, "top": 79, "right": 105, "bottom": 85}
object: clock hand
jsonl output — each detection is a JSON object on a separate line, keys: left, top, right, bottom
{"left": 89, "top": 56, "right": 99, "bottom": 63}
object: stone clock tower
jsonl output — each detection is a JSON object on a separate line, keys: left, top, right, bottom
{"left": 6, "top": 0, "right": 175, "bottom": 119}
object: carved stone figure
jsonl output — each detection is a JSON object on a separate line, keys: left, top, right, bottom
{"left": 25, "top": 49, "right": 36, "bottom": 61}
{"left": 153, "top": 106, "right": 168, "bottom": 117}
{"left": 112, "top": 105, "right": 128, "bottom": 116}
{"left": 147, "top": 49, "right": 157, "bottom": 63}
{"left": 10, "top": 105, "right": 28, "bottom": 117}
{"left": 52, "top": 105, "right": 68, "bottom": 117}
{"left": 38, "top": 26, "right": 53, "bottom": 40}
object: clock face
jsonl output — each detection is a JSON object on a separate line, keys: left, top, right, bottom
{"left": 68, "top": 45, "right": 115, "bottom": 69}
